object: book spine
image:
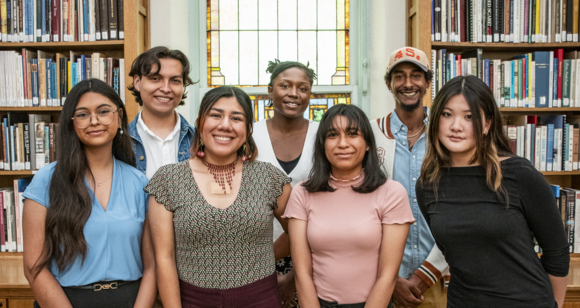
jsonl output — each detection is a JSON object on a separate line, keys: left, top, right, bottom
{"left": 23, "top": 123, "right": 29, "bottom": 169}
{"left": 52, "top": 0, "right": 59, "bottom": 41}
{"left": 117, "top": 0, "right": 122, "bottom": 39}
{"left": 95, "top": 0, "right": 100, "bottom": 40}
{"left": 0, "top": 191, "right": 4, "bottom": 251}
{"left": 564, "top": 59, "right": 571, "bottom": 106}
{"left": 108, "top": 0, "right": 116, "bottom": 39}
{"left": 48, "top": 123, "right": 54, "bottom": 163}
{"left": 547, "top": 124, "right": 555, "bottom": 171}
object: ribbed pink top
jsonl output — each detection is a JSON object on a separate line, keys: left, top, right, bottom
{"left": 283, "top": 176, "right": 414, "bottom": 304}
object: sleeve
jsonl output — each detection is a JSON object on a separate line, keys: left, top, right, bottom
{"left": 139, "top": 173, "right": 150, "bottom": 213}
{"left": 517, "top": 164, "right": 570, "bottom": 277}
{"left": 413, "top": 244, "right": 450, "bottom": 287}
{"left": 282, "top": 182, "right": 309, "bottom": 221}
{"left": 415, "top": 179, "right": 451, "bottom": 286}
{"left": 22, "top": 163, "right": 55, "bottom": 208}
{"left": 265, "top": 162, "right": 292, "bottom": 210}
{"left": 380, "top": 180, "right": 415, "bottom": 224}
{"left": 144, "top": 165, "right": 174, "bottom": 212}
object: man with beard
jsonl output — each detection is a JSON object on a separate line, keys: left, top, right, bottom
{"left": 371, "top": 47, "right": 448, "bottom": 308}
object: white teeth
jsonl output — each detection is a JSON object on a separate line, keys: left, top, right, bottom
{"left": 403, "top": 92, "right": 418, "bottom": 96}
{"left": 215, "top": 136, "right": 232, "bottom": 141}
{"left": 156, "top": 97, "right": 170, "bottom": 102}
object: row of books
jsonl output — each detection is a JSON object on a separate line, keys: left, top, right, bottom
{"left": 0, "top": 0, "right": 124, "bottom": 42}
{"left": 505, "top": 115, "right": 580, "bottom": 172}
{"left": 0, "top": 49, "right": 125, "bottom": 107}
{"left": 432, "top": 0, "right": 580, "bottom": 43}
{"left": 0, "top": 178, "right": 31, "bottom": 252}
{"left": 546, "top": 184, "right": 579, "bottom": 253}
{"left": 1, "top": 112, "right": 57, "bottom": 171}
{"left": 431, "top": 48, "right": 580, "bottom": 108}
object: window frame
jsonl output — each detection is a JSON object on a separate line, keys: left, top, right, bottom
{"left": 188, "top": 0, "right": 370, "bottom": 121}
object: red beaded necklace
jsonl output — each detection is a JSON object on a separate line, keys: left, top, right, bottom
{"left": 201, "top": 157, "right": 239, "bottom": 195}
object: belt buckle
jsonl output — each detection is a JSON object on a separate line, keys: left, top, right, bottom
{"left": 94, "top": 282, "right": 118, "bottom": 291}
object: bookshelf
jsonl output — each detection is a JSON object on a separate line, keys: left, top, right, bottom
{"left": 408, "top": 0, "right": 580, "bottom": 306}
{"left": 0, "top": 0, "right": 149, "bottom": 306}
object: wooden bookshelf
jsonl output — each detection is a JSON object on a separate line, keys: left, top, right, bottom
{"left": 407, "top": 0, "right": 580, "bottom": 306}
{"left": 0, "top": 1, "right": 149, "bottom": 306}
{"left": 500, "top": 107, "right": 580, "bottom": 113}
{"left": 0, "top": 107, "right": 62, "bottom": 112}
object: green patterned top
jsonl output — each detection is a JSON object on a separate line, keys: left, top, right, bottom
{"left": 144, "top": 160, "right": 291, "bottom": 289}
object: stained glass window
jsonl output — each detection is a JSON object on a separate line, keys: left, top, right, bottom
{"left": 206, "top": 0, "right": 350, "bottom": 87}
{"left": 250, "top": 93, "right": 350, "bottom": 122}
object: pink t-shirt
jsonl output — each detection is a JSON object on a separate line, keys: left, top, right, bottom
{"left": 283, "top": 176, "right": 414, "bottom": 304}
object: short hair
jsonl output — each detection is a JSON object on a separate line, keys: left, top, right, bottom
{"left": 127, "top": 46, "right": 195, "bottom": 106}
{"left": 302, "top": 104, "right": 387, "bottom": 193}
{"left": 190, "top": 86, "right": 258, "bottom": 161}
{"left": 266, "top": 59, "right": 317, "bottom": 88}
{"left": 384, "top": 63, "right": 433, "bottom": 85}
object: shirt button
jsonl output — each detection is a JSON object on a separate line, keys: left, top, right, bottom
{"left": 179, "top": 152, "right": 185, "bottom": 155}
{"left": 402, "top": 127, "right": 406, "bottom": 130}
{"left": 413, "top": 199, "right": 417, "bottom": 203}
{"left": 413, "top": 178, "right": 416, "bottom": 181}
{"left": 414, "top": 245, "right": 417, "bottom": 249}
{"left": 139, "top": 156, "right": 144, "bottom": 161}
{"left": 413, "top": 222, "right": 417, "bottom": 226}
{"left": 403, "top": 142, "right": 406, "bottom": 145}
{"left": 413, "top": 155, "right": 416, "bottom": 158}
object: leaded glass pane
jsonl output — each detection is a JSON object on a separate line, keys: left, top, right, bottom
{"left": 279, "top": 31, "right": 298, "bottom": 62}
{"left": 219, "top": 0, "right": 238, "bottom": 30}
{"left": 240, "top": 31, "right": 259, "bottom": 85}
{"left": 207, "top": 0, "right": 349, "bottom": 86}
{"left": 259, "top": 0, "right": 277, "bottom": 30}
{"left": 239, "top": 0, "right": 258, "bottom": 30}
{"left": 278, "top": 0, "right": 298, "bottom": 30}
{"left": 297, "top": 0, "right": 316, "bottom": 30}
{"left": 250, "top": 93, "right": 351, "bottom": 122}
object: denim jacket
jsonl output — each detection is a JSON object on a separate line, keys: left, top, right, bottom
{"left": 128, "top": 113, "right": 195, "bottom": 174}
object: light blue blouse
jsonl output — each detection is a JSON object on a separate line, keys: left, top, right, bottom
{"left": 23, "top": 158, "right": 149, "bottom": 287}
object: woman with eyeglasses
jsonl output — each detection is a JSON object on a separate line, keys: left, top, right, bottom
{"left": 22, "top": 79, "right": 156, "bottom": 308}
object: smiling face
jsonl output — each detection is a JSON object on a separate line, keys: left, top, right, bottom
{"left": 200, "top": 96, "right": 248, "bottom": 163}
{"left": 73, "top": 92, "right": 121, "bottom": 149}
{"left": 387, "top": 62, "right": 431, "bottom": 112}
{"left": 133, "top": 58, "right": 184, "bottom": 117}
{"left": 324, "top": 115, "right": 368, "bottom": 178}
{"left": 268, "top": 67, "right": 311, "bottom": 119}
{"left": 438, "top": 94, "right": 491, "bottom": 166}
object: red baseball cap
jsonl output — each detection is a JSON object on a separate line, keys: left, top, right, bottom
{"left": 386, "top": 47, "right": 430, "bottom": 74}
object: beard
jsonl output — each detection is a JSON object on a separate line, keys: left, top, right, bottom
{"left": 399, "top": 99, "right": 421, "bottom": 112}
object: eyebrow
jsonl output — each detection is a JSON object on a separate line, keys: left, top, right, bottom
{"left": 210, "top": 107, "right": 246, "bottom": 116}
{"left": 74, "top": 104, "right": 114, "bottom": 111}
{"left": 443, "top": 107, "right": 472, "bottom": 112}
{"left": 278, "top": 78, "right": 310, "bottom": 85}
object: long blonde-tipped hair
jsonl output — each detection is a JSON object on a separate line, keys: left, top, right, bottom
{"left": 419, "top": 76, "right": 513, "bottom": 202}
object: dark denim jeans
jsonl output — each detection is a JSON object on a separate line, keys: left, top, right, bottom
{"left": 318, "top": 298, "right": 365, "bottom": 308}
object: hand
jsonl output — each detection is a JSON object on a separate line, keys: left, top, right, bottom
{"left": 392, "top": 277, "right": 424, "bottom": 308}
{"left": 408, "top": 273, "right": 429, "bottom": 294}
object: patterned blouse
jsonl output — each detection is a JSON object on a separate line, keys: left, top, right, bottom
{"left": 145, "top": 160, "right": 291, "bottom": 289}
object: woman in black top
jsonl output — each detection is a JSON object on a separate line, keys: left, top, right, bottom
{"left": 416, "top": 76, "right": 569, "bottom": 308}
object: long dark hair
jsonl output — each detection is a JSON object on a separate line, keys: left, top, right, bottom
{"left": 191, "top": 86, "right": 258, "bottom": 161}
{"left": 302, "top": 104, "right": 387, "bottom": 193}
{"left": 419, "top": 76, "right": 512, "bottom": 201}
{"left": 33, "top": 79, "right": 135, "bottom": 277}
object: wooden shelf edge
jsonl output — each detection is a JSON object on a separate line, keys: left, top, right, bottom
{"left": 500, "top": 107, "right": 580, "bottom": 112}
{"left": 541, "top": 171, "right": 580, "bottom": 176}
{"left": 0, "top": 40, "right": 124, "bottom": 48}
{"left": 0, "top": 107, "right": 62, "bottom": 111}
{"left": 431, "top": 42, "right": 580, "bottom": 49}
{"left": 0, "top": 171, "right": 35, "bottom": 176}
{"left": 0, "top": 252, "right": 23, "bottom": 258}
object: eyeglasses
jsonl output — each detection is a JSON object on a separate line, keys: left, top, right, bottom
{"left": 71, "top": 109, "right": 120, "bottom": 129}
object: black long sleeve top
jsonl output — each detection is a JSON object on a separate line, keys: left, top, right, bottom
{"left": 416, "top": 156, "right": 569, "bottom": 308}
